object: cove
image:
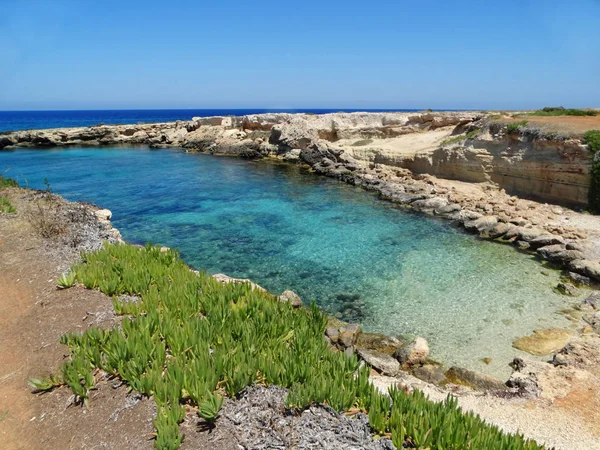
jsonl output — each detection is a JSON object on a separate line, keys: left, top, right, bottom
{"left": 0, "top": 147, "right": 577, "bottom": 377}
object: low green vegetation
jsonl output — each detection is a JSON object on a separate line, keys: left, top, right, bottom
{"left": 57, "top": 272, "right": 77, "bottom": 289}
{"left": 527, "top": 106, "right": 598, "bottom": 117}
{"left": 583, "top": 130, "right": 600, "bottom": 153}
{"left": 440, "top": 130, "right": 479, "bottom": 146}
{"left": 33, "top": 243, "right": 546, "bottom": 449}
{"left": 507, "top": 120, "right": 528, "bottom": 133}
{"left": 28, "top": 374, "right": 62, "bottom": 392}
{"left": 585, "top": 130, "right": 600, "bottom": 214}
{"left": 0, "top": 175, "right": 18, "bottom": 189}
{"left": 0, "top": 197, "right": 16, "bottom": 213}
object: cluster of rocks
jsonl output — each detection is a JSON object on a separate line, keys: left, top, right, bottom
{"left": 324, "top": 316, "right": 514, "bottom": 393}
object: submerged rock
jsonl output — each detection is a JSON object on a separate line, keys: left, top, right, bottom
{"left": 355, "top": 332, "right": 402, "bottom": 356}
{"left": 394, "top": 336, "right": 429, "bottom": 367}
{"left": 555, "top": 282, "right": 581, "bottom": 297}
{"left": 445, "top": 366, "right": 508, "bottom": 392}
{"left": 512, "top": 328, "right": 573, "bottom": 356}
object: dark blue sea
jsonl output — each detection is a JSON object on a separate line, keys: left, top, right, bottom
{"left": 0, "top": 109, "right": 424, "bottom": 132}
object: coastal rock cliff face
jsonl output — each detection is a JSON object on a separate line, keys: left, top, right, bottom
{"left": 397, "top": 128, "right": 591, "bottom": 207}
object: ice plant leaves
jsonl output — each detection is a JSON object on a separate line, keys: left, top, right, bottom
{"left": 37, "top": 243, "right": 547, "bottom": 450}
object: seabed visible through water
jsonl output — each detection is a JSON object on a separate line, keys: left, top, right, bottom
{"left": 0, "top": 146, "right": 580, "bottom": 378}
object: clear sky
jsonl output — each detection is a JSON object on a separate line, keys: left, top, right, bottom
{"left": 1, "top": 0, "right": 599, "bottom": 111}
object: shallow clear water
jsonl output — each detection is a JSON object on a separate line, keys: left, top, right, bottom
{"left": 0, "top": 147, "right": 577, "bottom": 377}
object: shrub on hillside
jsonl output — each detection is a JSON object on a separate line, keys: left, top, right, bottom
{"left": 0, "top": 175, "right": 18, "bottom": 189}
{"left": 529, "top": 107, "right": 597, "bottom": 117}
{"left": 585, "top": 130, "right": 600, "bottom": 214}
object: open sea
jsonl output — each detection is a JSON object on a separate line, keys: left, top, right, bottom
{"left": 0, "top": 109, "right": 426, "bottom": 132}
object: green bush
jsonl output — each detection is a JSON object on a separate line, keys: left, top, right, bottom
{"left": 0, "top": 197, "right": 15, "bottom": 213}
{"left": 585, "top": 130, "right": 600, "bottom": 214}
{"left": 583, "top": 130, "right": 600, "bottom": 153}
{"left": 529, "top": 107, "right": 597, "bottom": 117}
{"left": 38, "top": 243, "right": 547, "bottom": 450}
{"left": 507, "top": 121, "right": 528, "bottom": 133}
{"left": 0, "top": 175, "right": 18, "bottom": 189}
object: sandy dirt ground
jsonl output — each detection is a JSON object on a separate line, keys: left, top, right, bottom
{"left": 503, "top": 114, "right": 600, "bottom": 135}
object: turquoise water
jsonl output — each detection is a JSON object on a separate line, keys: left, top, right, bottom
{"left": 0, "top": 147, "right": 576, "bottom": 377}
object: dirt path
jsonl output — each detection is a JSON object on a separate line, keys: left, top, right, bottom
{"left": 0, "top": 192, "right": 155, "bottom": 450}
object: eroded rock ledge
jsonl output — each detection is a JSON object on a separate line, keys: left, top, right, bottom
{"left": 2, "top": 111, "right": 599, "bottom": 284}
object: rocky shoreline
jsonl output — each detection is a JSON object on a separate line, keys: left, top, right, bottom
{"left": 2, "top": 173, "right": 600, "bottom": 447}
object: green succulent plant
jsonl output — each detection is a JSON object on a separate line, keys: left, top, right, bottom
{"left": 32, "top": 243, "right": 548, "bottom": 450}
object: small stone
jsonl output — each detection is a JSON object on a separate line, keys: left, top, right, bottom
{"left": 583, "top": 312, "right": 600, "bottom": 333}
{"left": 354, "top": 332, "right": 402, "bottom": 355}
{"left": 515, "top": 240, "right": 530, "bottom": 250}
{"left": 567, "top": 271, "right": 592, "bottom": 286}
{"left": 480, "top": 357, "right": 492, "bottom": 365}
{"left": 529, "top": 235, "right": 565, "bottom": 250}
{"left": 412, "top": 364, "right": 446, "bottom": 385}
{"left": 356, "top": 348, "right": 400, "bottom": 376}
{"left": 279, "top": 290, "right": 304, "bottom": 308}
{"left": 325, "top": 327, "right": 339, "bottom": 343}
{"left": 394, "top": 336, "right": 429, "bottom": 366}
{"left": 568, "top": 259, "right": 600, "bottom": 283}
{"left": 344, "top": 346, "right": 355, "bottom": 359}
{"left": 552, "top": 353, "right": 569, "bottom": 366}
{"left": 338, "top": 323, "right": 362, "bottom": 348}
{"left": 160, "top": 246, "right": 169, "bottom": 253}
{"left": 517, "top": 228, "right": 544, "bottom": 242}
{"left": 583, "top": 292, "right": 600, "bottom": 310}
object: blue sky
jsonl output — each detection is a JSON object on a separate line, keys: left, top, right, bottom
{"left": 1, "top": 0, "right": 599, "bottom": 110}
